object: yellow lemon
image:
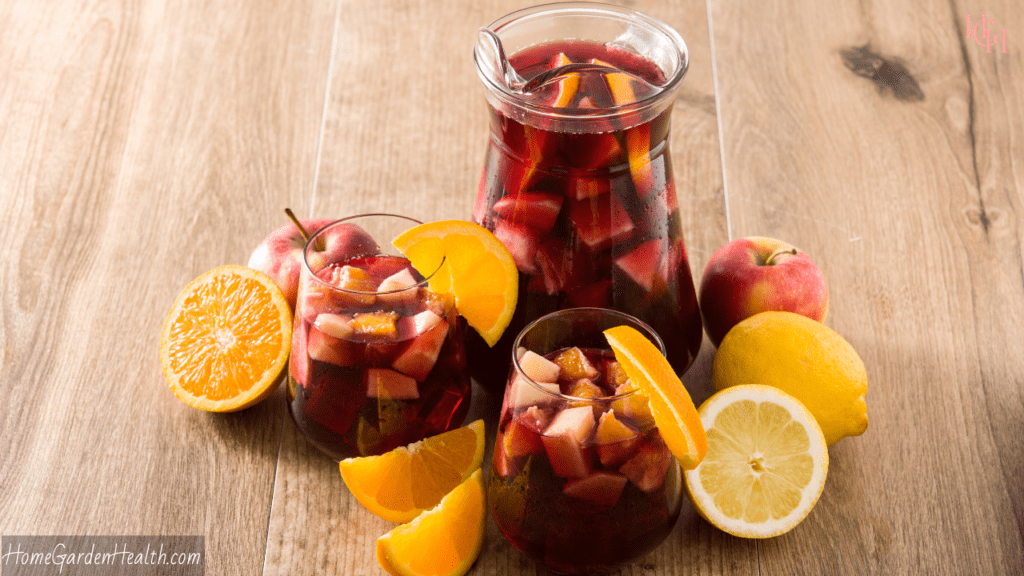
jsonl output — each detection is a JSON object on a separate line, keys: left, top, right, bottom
{"left": 712, "top": 311, "right": 867, "bottom": 445}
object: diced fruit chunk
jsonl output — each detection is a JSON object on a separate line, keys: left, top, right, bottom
{"left": 289, "top": 320, "right": 310, "bottom": 387}
{"left": 567, "top": 378, "right": 603, "bottom": 399}
{"left": 321, "top": 265, "right": 377, "bottom": 306}
{"left": 365, "top": 368, "right": 420, "bottom": 400}
{"left": 605, "top": 360, "right": 630, "bottom": 389}
{"left": 535, "top": 239, "right": 574, "bottom": 296}
{"left": 519, "top": 350, "right": 561, "bottom": 383}
{"left": 391, "top": 320, "right": 449, "bottom": 381}
{"left": 542, "top": 406, "right": 596, "bottom": 478}
{"left": 314, "top": 313, "right": 353, "bottom": 340}
{"left": 619, "top": 438, "right": 674, "bottom": 493}
{"left": 493, "top": 217, "right": 540, "bottom": 274}
{"left": 376, "top": 268, "right": 419, "bottom": 306}
{"left": 562, "top": 471, "right": 628, "bottom": 507}
{"left": 510, "top": 375, "right": 561, "bottom": 410}
{"left": 595, "top": 411, "right": 640, "bottom": 467}
{"left": 307, "top": 324, "right": 360, "bottom": 367}
{"left": 611, "top": 382, "right": 654, "bottom": 424}
{"left": 593, "top": 57, "right": 657, "bottom": 200}
{"left": 351, "top": 310, "right": 399, "bottom": 340}
{"left": 396, "top": 309, "right": 443, "bottom": 341}
{"left": 568, "top": 193, "right": 634, "bottom": 251}
{"left": 491, "top": 192, "right": 564, "bottom": 235}
{"left": 548, "top": 52, "right": 579, "bottom": 108}
{"left": 554, "top": 347, "right": 600, "bottom": 381}
{"left": 615, "top": 239, "right": 665, "bottom": 293}
{"left": 503, "top": 406, "right": 549, "bottom": 457}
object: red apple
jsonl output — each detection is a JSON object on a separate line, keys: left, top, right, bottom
{"left": 247, "top": 216, "right": 380, "bottom": 309}
{"left": 698, "top": 237, "right": 829, "bottom": 347}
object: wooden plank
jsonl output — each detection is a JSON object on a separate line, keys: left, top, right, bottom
{"left": 707, "top": 0, "right": 1024, "bottom": 572}
{"left": 267, "top": 0, "right": 743, "bottom": 574}
{"left": 0, "top": 0, "right": 336, "bottom": 574}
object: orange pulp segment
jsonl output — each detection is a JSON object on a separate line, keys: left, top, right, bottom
{"left": 159, "top": 265, "right": 292, "bottom": 412}
{"left": 603, "top": 325, "right": 707, "bottom": 469}
{"left": 376, "top": 469, "right": 486, "bottom": 576}
{"left": 594, "top": 57, "right": 654, "bottom": 199}
{"left": 339, "top": 419, "right": 485, "bottom": 523}
{"left": 392, "top": 221, "right": 518, "bottom": 347}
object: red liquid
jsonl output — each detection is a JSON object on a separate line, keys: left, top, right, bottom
{"left": 288, "top": 255, "right": 471, "bottom": 461}
{"left": 471, "top": 39, "right": 702, "bottom": 392}
{"left": 488, "top": 347, "right": 681, "bottom": 573}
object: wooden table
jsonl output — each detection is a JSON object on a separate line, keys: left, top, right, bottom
{"left": 2, "top": 0, "right": 1022, "bottom": 574}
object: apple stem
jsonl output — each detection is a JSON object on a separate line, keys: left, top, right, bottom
{"left": 284, "top": 208, "right": 324, "bottom": 251}
{"left": 764, "top": 247, "right": 798, "bottom": 266}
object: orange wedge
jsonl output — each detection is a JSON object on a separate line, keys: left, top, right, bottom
{"left": 392, "top": 221, "right": 518, "bottom": 347}
{"left": 603, "top": 325, "right": 707, "bottom": 469}
{"left": 594, "top": 58, "right": 655, "bottom": 199}
{"left": 160, "top": 265, "right": 292, "bottom": 412}
{"left": 339, "top": 419, "right": 485, "bottom": 523}
{"left": 376, "top": 469, "right": 486, "bottom": 576}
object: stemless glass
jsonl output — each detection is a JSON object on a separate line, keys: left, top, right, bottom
{"left": 287, "top": 214, "right": 470, "bottom": 461}
{"left": 469, "top": 2, "right": 703, "bottom": 393}
{"left": 488, "top": 308, "right": 682, "bottom": 574}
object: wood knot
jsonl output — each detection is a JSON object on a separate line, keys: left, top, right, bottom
{"left": 841, "top": 44, "right": 924, "bottom": 102}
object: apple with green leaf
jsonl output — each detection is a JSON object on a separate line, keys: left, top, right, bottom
{"left": 698, "top": 237, "right": 829, "bottom": 347}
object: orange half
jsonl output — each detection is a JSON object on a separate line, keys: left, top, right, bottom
{"left": 159, "top": 265, "right": 292, "bottom": 412}
{"left": 603, "top": 325, "right": 707, "bottom": 469}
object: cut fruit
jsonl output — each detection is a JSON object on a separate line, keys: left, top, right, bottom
{"left": 563, "top": 471, "right": 628, "bottom": 507}
{"left": 377, "top": 268, "right": 420, "bottom": 306}
{"left": 603, "top": 325, "right": 707, "bottom": 469}
{"left": 594, "top": 58, "right": 656, "bottom": 200}
{"left": 392, "top": 220, "right": 518, "bottom": 347}
{"left": 535, "top": 239, "right": 575, "bottom": 296}
{"left": 493, "top": 217, "right": 540, "bottom": 274}
{"left": 307, "top": 324, "right": 361, "bottom": 367}
{"left": 510, "top": 375, "right": 561, "bottom": 410}
{"left": 160, "top": 265, "right": 292, "bottom": 412}
{"left": 352, "top": 310, "right": 400, "bottom": 340}
{"left": 611, "top": 382, "right": 653, "bottom": 423}
{"left": 568, "top": 193, "right": 634, "bottom": 252}
{"left": 392, "top": 320, "right": 450, "bottom": 381}
{"left": 518, "top": 350, "right": 562, "bottom": 383}
{"left": 594, "top": 411, "right": 640, "bottom": 467}
{"left": 289, "top": 319, "right": 310, "bottom": 388}
{"left": 683, "top": 385, "right": 829, "bottom": 539}
{"left": 503, "top": 406, "right": 549, "bottom": 457}
{"left": 491, "top": 192, "right": 564, "bottom": 235}
{"left": 340, "top": 419, "right": 485, "bottom": 523}
{"left": 615, "top": 239, "right": 666, "bottom": 293}
{"left": 541, "top": 406, "right": 596, "bottom": 478}
{"left": 366, "top": 368, "right": 420, "bottom": 400}
{"left": 619, "top": 437, "right": 674, "bottom": 493}
{"left": 396, "top": 310, "right": 443, "bottom": 341}
{"left": 376, "top": 469, "right": 486, "bottom": 576}
{"left": 553, "top": 347, "right": 600, "bottom": 381}
{"left": 314, "top": 313, "right": 353, "bottom": 340}
{"left": 321, "top": 264, "right": 377, "bottom": 307}
{"left": 569, "top": 174, "right": 612, "bottom": 201}
{"left": 548, "top": 52, "right": 580, "bottom": 108}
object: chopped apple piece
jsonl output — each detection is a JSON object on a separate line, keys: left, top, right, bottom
{"left": 568, "top": 193, "right": 634, "bottom": 252}
{"left": 307, "top": 324, "right": 361, "bottom": 367}
{"left": 542, "top": 406, "right": 597, "bottom": 478}
{"left": 493, "top": 217, "right": 541, "bottom": 274}
{"left": 376, "top": 268, "right": 419, "bottom": 306}
{"left": 594, "top": 411, "right": 640, "bottom": 467}
{"left": 535, "top": 239, "right": 574, "bottom": 296}
{"left": 391, "top": 320, "right": 449, "bottom": 381}
{"left": 510, "top": 375, "right": 561, "bottom": 410}
{"left": 491, "top": 192, "right": 564, "bottom": 235}
{"left": 562, "top": 471, "right": 628, "bottom": 507}
{"left": 553, "top": 347, "right": 600, "bottom": 381}
{"left": 351, "top": 310, "right": 399, "bottom": 340}
{"left": 615, "top": 239, "right": 666, "bottom": 293}
{"left": 519, "top": 350, "right": 561, "bottom": 383}
{"left": 503, "top": 406, "right": 549, "bottom": 457}
{"left": 314, "top": 313, "right": 353, "bottom": 340}
{"left": 289, "top": 320, "right": 310, "bottom": 388}
{"left": 569, "top": 175, "right": 611, "bottom": 201}
{"left": 396, "top": 309, "right": 443, "bottom": 341}
{"left": 365, "top": 368, "right": 419, "bottom": 400}
{"left": 417, "top": 289, "right": 451, "bottom": 317}
{"left": 619, "top": 437, "right": 674, "bottom": 493}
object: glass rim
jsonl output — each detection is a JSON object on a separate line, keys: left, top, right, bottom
{"left": 474, "top": 1, "right": 689, "bottom": 122}
{"left": 510, "top": 307, "right": 667, "bottom": 403}
{"left": 301, "top": 213, "right": 444, "bottom": 295}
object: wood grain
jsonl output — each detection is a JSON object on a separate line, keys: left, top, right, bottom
{"left": 266, "top": 0, "right": 738, "bottom": 574}
{"left": 0, "top": 0, "right": 335, "bottom": 574}
{"left": 708, "top": 0, "right": 1024, "bottom": 572}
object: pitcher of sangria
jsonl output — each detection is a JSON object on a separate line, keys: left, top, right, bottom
{"left": 470, "top": 2, "right": 702, "bottom": 391}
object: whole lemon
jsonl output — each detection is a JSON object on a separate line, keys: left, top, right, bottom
{"left": 712, "top": 311, "right": 868, "bottom": 445}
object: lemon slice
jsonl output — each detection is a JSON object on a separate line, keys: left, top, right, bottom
{"left": 376, "top": 469, "right": 486, "bottom": 576}
{"left": 393, "top": 220, "right": 518, "bottom": 346}
{"left": 684, "top": 385, "right": 828, "bottom": 538}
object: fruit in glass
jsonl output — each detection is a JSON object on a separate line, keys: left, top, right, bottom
{"left": 488, "top": 308, "right": 682, "bottom": 574}
{"left": 288, "top": 215, "right": 471, "bottom": 461}
{"left": 471, "top": 3, "right": 702, "bottom": 392}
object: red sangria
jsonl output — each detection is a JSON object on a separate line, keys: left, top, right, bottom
{"left": 488, "top": 308, "right": 682, "bottom": 573}
{"left": 288, "top": 215, "right": 470, "bottom": 461}
{"left": 472, "top": 3, "right": 701, "bottom": 392}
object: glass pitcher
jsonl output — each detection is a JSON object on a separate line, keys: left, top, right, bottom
{"left": 470, "top": 2, "right": 702, "bottom": 392}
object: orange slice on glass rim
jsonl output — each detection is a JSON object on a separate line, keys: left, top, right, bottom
{"left": 392, "top": 221, "right": 518, "bottom": 346}
{"left": 603, "top": 325, "right": 707, "bottom": 469}
{"left": 159, "top": 265, "right": 292, "bottom": 412}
